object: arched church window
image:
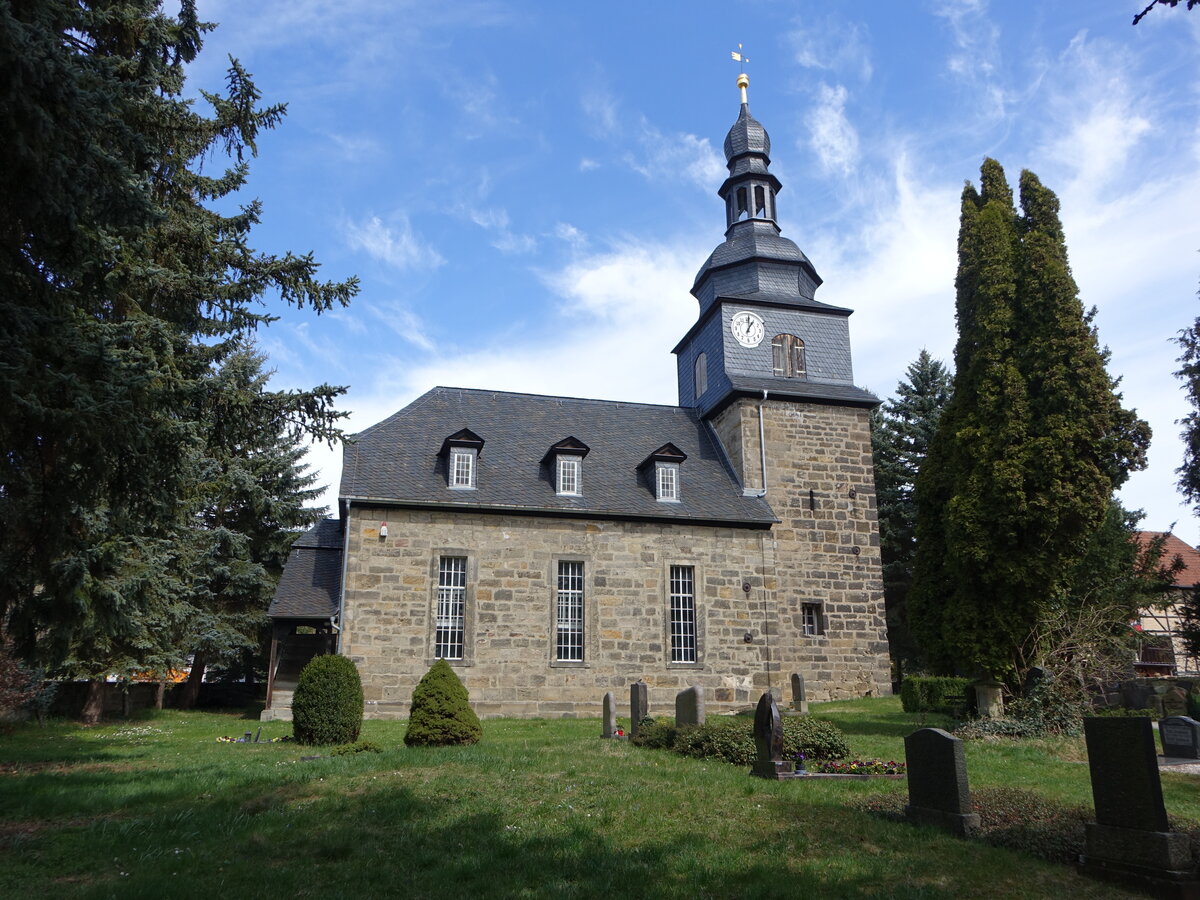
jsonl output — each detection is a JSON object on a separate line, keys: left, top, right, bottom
{"left": 772, "top": 334, "right": 806, "bottom": 377}
{"left": 754, "top": 185, "right": 766, "bottom": 217}
{"left": 694, "top": 352, "right": 708, "bottom": 400}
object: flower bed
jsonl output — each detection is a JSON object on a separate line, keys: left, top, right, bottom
{"left": 794, "top": 757, "right": 906, "bottom": 779}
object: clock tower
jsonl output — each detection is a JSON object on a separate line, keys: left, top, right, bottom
{"left": 673, "top": 73, "right": 892, "bottom": 699}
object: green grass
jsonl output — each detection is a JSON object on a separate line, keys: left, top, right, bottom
{"left": 0, "top": 697, "right": 1191, "bottom": 898}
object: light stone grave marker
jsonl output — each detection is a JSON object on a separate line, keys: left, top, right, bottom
{"left": 601, "top": 691, "right": 616, "bottom": 738}
{"left": 790, "top": 672, "right": 809, "bottom": 715}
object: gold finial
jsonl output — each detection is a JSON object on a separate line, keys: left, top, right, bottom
{"left": 730, "top": 44, "right": 750, "bottom": 104}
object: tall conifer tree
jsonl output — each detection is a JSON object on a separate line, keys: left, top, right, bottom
{"left": 910, "top": 160, "right": 1148, "bottom": 683}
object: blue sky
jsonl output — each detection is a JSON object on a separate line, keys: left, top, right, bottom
{"left": 190, "top": 1, "right": 1200, "bottom": 546}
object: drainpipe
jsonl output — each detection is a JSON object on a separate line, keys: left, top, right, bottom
{"left": 757, "top": 389, "right": 769, "bottom": 497}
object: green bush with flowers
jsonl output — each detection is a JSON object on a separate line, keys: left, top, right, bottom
{"left": 800, "top": 758, "right": 906, "bottom": 775}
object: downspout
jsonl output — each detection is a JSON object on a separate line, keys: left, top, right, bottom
{"left": 757, "top": 389, "right": 769, "bottom": 497}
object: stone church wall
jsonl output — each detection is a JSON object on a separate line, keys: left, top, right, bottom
{"left": 341, "top": 507, "right": 790, "bottom": 718}
{"left": 711, "top": 398, "right": 892, "bottom": 699}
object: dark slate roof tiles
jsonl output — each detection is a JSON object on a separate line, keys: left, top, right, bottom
{"left": 269, "top": 520, "right": 343, "bottom": 619}
{"left": 341, "top": 387, "right": 777, "bottom": 526}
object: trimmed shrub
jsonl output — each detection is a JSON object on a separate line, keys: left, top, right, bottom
{"left": 292, "top": 654, "right": 364, "bottom": 746}
{"left": 899, "top": 676, "right": 971, "bottom": 714}
{"left": 404, "top": 659, "right": 482, "bottom": 747}
{"left": 631, "top": 716, "right": 677, "bottom": 750}
{"left": 671, "top": 715, "right": 850, "bottom": 766}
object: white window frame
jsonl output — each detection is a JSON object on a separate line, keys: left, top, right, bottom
{"left": 656, "top": 462, "right": 680, "bottom": 503}
{"left": 556, "top": 455, "right": 582, "bottom": 496}
{"left": 801, "top": 602, "right": 824, "bottom": 637}
{"left": 449, "top": 447, "right": 476, "bottom": 489}
{"left": 555, "top": 560, "right": 585, "bottom": 662}
{"left": 669, "top": 565, "right": 697, "bottom": 663}
{"left": 435, "top": 556, "right": 467, "bottom": 659}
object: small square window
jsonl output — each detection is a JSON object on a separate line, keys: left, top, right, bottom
{"left": 557, "top": 455, "right": 582, "bottom": 496}
{"left": 656, "top": 463, "right": 680, "bottom": 502}
{"left": 801, "top": 602, "right": 824, "bottom": 636}
{"left": 450, "top": 448, "right": 476, "bottom": 489}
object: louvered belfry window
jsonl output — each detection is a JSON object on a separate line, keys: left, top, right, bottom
{"left": 771, "top": 334, "right": 806, "bottom": 377}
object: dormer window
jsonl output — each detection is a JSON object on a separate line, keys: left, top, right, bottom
{"left": 656, "top": 463, "right": 680, "bottom": 502}
{"left": 543, "top": 437, "right": 590, "bottom": 497}
{"left": 639, "top": 443, "right": 687, "bottom": 504}
{"left": 439, "top": 428, "right": 485, "bottom": 490}
{"left": 450, "top": 448, "right": 476, "bottom": 489}
{"left": 557, "top": 455, "right": 582, "bottom": 495}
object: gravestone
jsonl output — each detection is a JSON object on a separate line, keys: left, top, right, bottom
{"left": 903, "top": 728, "right": 979, "bottom": 836}
{"left": 1161, "top": 716, "right": 1200, "bottom": 760}
{"left": 675, "top": 686, "right": 705, "bottom": 727}
{"left": 974, "top": 681, "right": 1003, "bottom": 719}
{"left": 601, "top": 691, "right": 616, "bottom": 738}
{"left": 629, "top": 681, "right": 649, "bottom": 740}
{"left": 1081, "top": 717, "right": 1196, "bottom": 895}
{"left": 749, "top": 691, "right": 796, "bottom": 779}
{"left": 790, "top": 673, "right": 809, "bottom": 715}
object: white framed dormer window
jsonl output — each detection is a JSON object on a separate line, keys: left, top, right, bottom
{"left": 450, "top": 447, "right": 476, "bottom": 489}
{"left": 656, "top": 462, "right": 680, "bottom": 502}
{"left": 557, "top": 455, "right": 582, "bottom": 496}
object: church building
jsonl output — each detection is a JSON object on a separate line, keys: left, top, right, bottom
{"left": 264, "top": 74, "right": 892, "bottom": 719}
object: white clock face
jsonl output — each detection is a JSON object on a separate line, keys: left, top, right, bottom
{"left": 730, "top": 311, "right": 765, "bottom": 348}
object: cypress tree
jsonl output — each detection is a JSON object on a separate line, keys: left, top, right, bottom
{"left": 910, "top": 160, "right": 1148, "bottom": 683}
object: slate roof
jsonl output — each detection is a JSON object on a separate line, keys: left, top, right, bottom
{"left": 268, "top": 519, "right": 343, "bottom": 619}
{"left": 340, "top": 387, "right": 778, "bottom": 526}
{"left": 723, "top": 103, "right": 770, "bottom": 160}
{"left": 724, "top": 375, "right": 879, "bottom": 408}
{"left": 1136, "top": 532, "right": 1200, "bottom": 588}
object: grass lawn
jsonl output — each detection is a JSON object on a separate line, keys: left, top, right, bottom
{"left": 2, "top": 697, "right": 1196, "bottom": 898}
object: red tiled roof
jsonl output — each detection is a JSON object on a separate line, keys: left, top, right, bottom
{"left": 1136, "top": 531, "right": 1200, "bottom": 588}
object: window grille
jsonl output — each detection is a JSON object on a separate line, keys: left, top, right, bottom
{"left": 669, "top": 565, "right": 697, "bottom": 663}
{"left": 657, "top": 463, "right": 679, "bottom": 502}
{"left": 771, "top": 334, "right": 806, "bottom": 377}
{"left": 450, "top": 449, "right": 475, "bottom": 488}
{"left": 801, "top": 602, "right": 823, "bottom": 637}
{"left": 557, "top": 456, "right": 582, "bottom": 495}
{"left": 556, "top": 561, "right": 584, "bottom": 662}
{"left": 435, "top": 556, "right": 467, "bottom": 659}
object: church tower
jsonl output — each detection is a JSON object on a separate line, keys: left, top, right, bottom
{"left": 675, "top": 73, "right": 892, "bottom": 699}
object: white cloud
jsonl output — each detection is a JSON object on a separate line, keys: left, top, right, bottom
{"left": 464, "top": 205, "right": 537, "bottom": 254}
{"left": 344, "top": 215, "right": 445, "bottom": 270}
{"left": 553, "top": 222, "right": 588, "bottom": 250}
{"left": 579, "top": 157, "right": 600, "bottom": 172}
{"left": 932, "top": 0, "right": 1008, "bottom": 120}
{"left": 808, "top": 83, "right": 860, "bottom": 177}
{"left": 625, "top": 118, "right": 724, "bottom": 190}
{"left": 786, "top": 16, "right": 873, "bottom": 82}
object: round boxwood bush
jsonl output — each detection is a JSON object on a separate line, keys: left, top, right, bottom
{"left": 404, "top": 658, "right": 482, "bottom": 747}
{"left": 291, "top": 654, "right": 364, "bottom": 746}
{"left": 671, "top": 715, "right": 849, "bottom": 766}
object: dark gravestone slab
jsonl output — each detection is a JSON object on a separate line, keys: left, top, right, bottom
{"left": 629, "top": 681, "right": 649, "bottom": 740}
{"left": 1161, "top": 716, "right": 1200, "bottom": 760}
{"left": 675, "top": 686, "right": 705, "bottom": 727}
{"left": 1085, "top": 717, "right": 1168, "bottom": 832}
{"left": 790, "top": 672, "right": 809, "bottom": 715}
{"left": 904, "top": 728, "right": 979, "bottom": 836}
{"left": 749, "top": 691, "right": 796, "bottom": 779}
{"left": 1082, "top": 717, "right": 1196, "bottom": 892}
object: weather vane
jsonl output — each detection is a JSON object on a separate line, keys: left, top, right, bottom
{"left": 730, "top": 43, "right": 750, "bottom": 104}
{"left": 730, "top": 43, "right": 749, "bottom": 74}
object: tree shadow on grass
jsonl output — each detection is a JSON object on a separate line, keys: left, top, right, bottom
{"left": 825, "top": 715, "right": 953, "bottom": 739}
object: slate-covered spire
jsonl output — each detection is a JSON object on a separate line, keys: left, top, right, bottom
{"left": 691, "top": 74, "right": 823, "bottom": 310}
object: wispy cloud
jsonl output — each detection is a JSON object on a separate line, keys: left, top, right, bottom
{"left": 786, "top": 16, "right": 873, "bottom": 82}
{"left": 932, "top": 0, "right": 1008, "bottom": 119}
{"left": 582, "top": 88, "right": 620, "bottom": 137}
{"left": 464, "top": 205, "right": 537, "bottom": 254}
{"left": 344, "top": 215, "right": 445, "bottom": 270}
{"left": 808, "top": 83, "right": 860, "bottom": 177}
